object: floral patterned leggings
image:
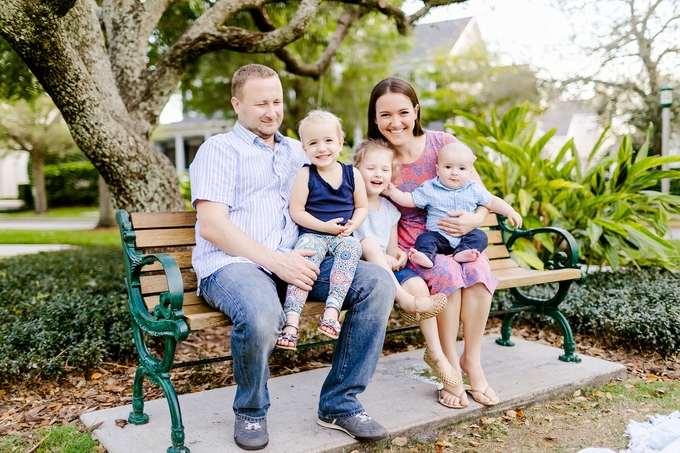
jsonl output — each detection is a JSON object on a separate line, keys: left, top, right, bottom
{"left": 284, "top": 233, "right": 362, "bottom": 318}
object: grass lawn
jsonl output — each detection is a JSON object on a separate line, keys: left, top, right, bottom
{"left": 0, "top": 206, "right": 98, "bottom": 219}
{"left": 0, "top": 229, "right": 120, "bottom": 246}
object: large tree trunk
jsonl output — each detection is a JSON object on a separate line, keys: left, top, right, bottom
{"left": 1, "top": 0, "right": 186, "bottom": 212}
{"left": 31, "top": 155, "right": 47, "bottom": 214}
{"left": 96, "top": 176, "right": 116, "bottom": 228}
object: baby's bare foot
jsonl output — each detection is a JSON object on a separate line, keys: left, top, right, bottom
{"left": 454, "top": 249, "right": 480, "bottom": 263}
{"left": 409, "top": 248, "right": 434, "bottom": 268}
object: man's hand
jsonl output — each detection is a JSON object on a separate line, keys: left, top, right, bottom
{"left": 438, "top": 210, "right": 487, "bottom": 237}
{"left": 270, "top": 249, "right": 319, "bottom": 291}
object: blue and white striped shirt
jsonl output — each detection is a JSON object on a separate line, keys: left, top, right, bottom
{"left": 411, "top": 178, "right": 491, "bottom": 248}
{"left": 189, "top": 122, "right": 306, "bottom": 285}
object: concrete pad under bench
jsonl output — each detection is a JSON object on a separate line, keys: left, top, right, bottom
{"left": 81, "top": 336, "right": 626, "bottom": 453}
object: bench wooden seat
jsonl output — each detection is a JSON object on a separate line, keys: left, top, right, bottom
{"left": 117, "top": 209, "right": 585, "bottom": 453}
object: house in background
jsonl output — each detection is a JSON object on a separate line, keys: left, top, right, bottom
{"left": 537, "top": 99, "right": 614, "bottom": 165}
{"left": 394, "top": 16, "right": 484, "bottom": 85}
{"left": 0, "top": 150, "right": 29, "bottom": 206}
{"left": 152, "top": 117, "right": 233, "bottom": 174}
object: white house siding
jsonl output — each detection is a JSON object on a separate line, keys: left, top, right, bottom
{"left": 0, "top": 151, "right": 29, "bottom": 199}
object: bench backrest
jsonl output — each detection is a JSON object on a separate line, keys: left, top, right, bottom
{"left": 128, "top": 212, "right": 516, "bottom": 307}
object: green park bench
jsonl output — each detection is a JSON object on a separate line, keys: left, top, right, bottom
{"left": 116, "top": 209, "right": 586, "bottom": 453}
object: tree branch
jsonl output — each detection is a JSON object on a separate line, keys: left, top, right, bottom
{"left": 250, "top": 5, "right": 360, "bottom": 78}
{"left": 560, "top": 76, "right": 647, "bottom": 98}
{"left": 101, "top": 0, "right": 175, "bottom": 112}
{"left": 133, "top": 0, "right": 322, "bottom": 126}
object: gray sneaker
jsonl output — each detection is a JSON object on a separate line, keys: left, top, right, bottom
{"left": 317, "top": 412, "right": 388, "bottom": 442}
{"left": 234, "top": 418, "right": 269, "bottom": 451}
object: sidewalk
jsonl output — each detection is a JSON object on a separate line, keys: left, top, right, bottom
{"left": 0, "top": 217, "right": 97, "bottom": 257}
{"left": 81, "top": 336, "right": 626, "bottom": 453}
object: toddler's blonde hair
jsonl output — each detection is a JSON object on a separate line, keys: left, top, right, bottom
{"left": 352, "top": 138, "right": 401, "bottom": 186}
{"left": 298, "top": 110, "right": 345, "bottom": 143}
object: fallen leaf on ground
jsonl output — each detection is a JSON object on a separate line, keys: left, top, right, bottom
{"left": 392, "top": 437, "right": 407, "bottom": 446}
{"left": 115, "top": 419, "right": 128, "bottom": 428}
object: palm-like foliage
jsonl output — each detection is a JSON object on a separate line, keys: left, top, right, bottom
{"left": 449, "top": 103, "right": 680, "bottom": 271}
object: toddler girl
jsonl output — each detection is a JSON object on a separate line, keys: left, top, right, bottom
{"left": 276, "top": 110, "right": 368, "bottom": 350}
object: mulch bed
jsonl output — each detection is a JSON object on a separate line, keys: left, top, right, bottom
{"left": 2, "top": 316, "right": 679, "bottom": 440}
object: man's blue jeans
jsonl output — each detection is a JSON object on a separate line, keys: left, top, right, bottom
{"left": 199, "top": 258, "right": 395, "bottom": 423}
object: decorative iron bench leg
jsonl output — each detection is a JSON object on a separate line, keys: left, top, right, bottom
{"left": 544, "top": 309, "right": 581, "bottom": 363}
{"left": 128, "top": 365, "right": 150, "bottom": 425}
{"left": 496, "top": 311, "right": 517, "bottom": 347}
{"left": 157, "top": 373, "right": 189, "bottom": 453}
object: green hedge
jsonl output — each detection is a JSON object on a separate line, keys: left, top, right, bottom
{"left": 494, "top": 267, "right": 680, "bottom": 355}
{"left": 0, "top": 246, "right": 133, "bottom": 385}
{"left": 44, "top": 161, "right": 99, "bottom": 207}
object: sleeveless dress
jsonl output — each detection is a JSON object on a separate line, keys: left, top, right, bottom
{"left": 394, "top": 130, "right": 498, "bottom": 295}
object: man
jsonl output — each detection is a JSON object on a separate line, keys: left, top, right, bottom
{"left": 189, "top": 64, "right": 395, "bottom": 451}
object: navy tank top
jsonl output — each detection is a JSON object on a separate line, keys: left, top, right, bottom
{"left": 298, "top": 162, "right": 355, "bottom": 235}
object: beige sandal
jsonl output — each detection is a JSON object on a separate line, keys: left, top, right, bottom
{"left": 467, "top": 385, "right": 499, "bottom": 406}
{"left": 438, "top": 388, "right": 466, "bottom": 409}
{"left": 400, "top": 293, "right": 448, "bottom": 324}
{"left": 423, "top": 349, "right": 461, "bottom": 389}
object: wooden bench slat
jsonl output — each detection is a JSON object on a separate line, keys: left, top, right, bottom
{"left": 184, "top": 300, "right": 327, "bottom": 330}
{"left": 144, "top": 292, "right": 205, "bottom": 311}
{"left": 135, "top": 229, "right": 196, "bottom": 248}
{"left": 483, "top": 244, "right": 510, "bottom": 260}
{"left": 141, "top": 251, "right": 194, "bottom": 272}
{"left": 186, "top": 312, "right": 232, "bottom": 330}
{"left": 140, "top": 271, "right": 198, "bottom": 295}
{"left": 489, "top": 258, "right": 519, "bottom": 271}
{"left": 486, "top": 230, "right": 503, "bottom": 244}
{"left": 481, "top": 213, "right": 499, "bottom": 227}
{"left": 131, "top": 211, "right": 197, "bottom": 229}
{"left": 495, "top": 267, "right": 583, "bottom": 289}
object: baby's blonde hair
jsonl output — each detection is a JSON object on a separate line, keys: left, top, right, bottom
{"left": 298, "top": 110, "right": 345, "bottom": 143}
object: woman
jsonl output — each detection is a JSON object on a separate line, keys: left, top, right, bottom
{"left": 367, "top": 77, "right": 499, "bottom": 408}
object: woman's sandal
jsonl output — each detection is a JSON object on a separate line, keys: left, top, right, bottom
{"left": 438, "top": 388, "right": 466, "bottom": 409}
{"left": 318, "top": 307, "right": 341, "bottom": 340}
{"left": 423, "top": 349, "right": 465, "bottom": 408}
{"left": 275, "top": 323, "right": 299, "bottom": 351}
{"left": 466, "top": 385, "right": 499, "bottom": 406}
{"left": 400, "top": 293, "right": 448, "bottom": 324}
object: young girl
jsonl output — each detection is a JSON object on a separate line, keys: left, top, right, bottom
{"left": 352, "top": 139, "right": 460, "bottom": 404}
{"left": 352, "top": 139, "right": 449, "bottom": 324}
{"left": 276, "top": 110, "right": 368, "bottom": 351}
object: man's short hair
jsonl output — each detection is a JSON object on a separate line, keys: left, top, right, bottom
{"left": 231, "top": 64, "right": 279, "bottom": 100}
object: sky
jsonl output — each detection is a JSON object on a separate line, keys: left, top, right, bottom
{"left": 403, "top": 0, "right": 579, "bottom": 78}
